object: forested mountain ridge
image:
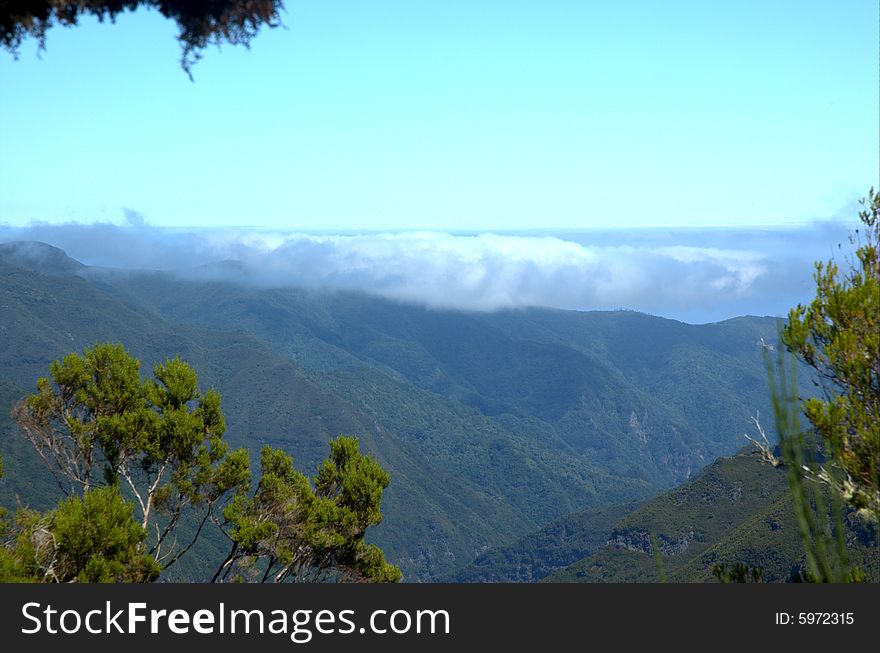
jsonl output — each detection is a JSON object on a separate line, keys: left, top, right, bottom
{"left": 1, "top": 242, "right": 793, "bottom": 580}
{"left": 547, "top": 449, "right": 878, "bottom": 583}
{"left": 89, "top": 260, "right": 787, "bottom": 486}
{"left": 447, "top": 448, "right": 877, "bottom": 583}
{"left": 442, "top": 501, "right": 638, "bottom": 582}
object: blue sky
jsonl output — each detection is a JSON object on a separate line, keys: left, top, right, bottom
{"left": 1, "top": 0, "right": 877, "bottom": 230}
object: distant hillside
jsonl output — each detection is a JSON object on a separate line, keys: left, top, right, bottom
{"left": 443, "top": 501, "right": 637, "bottom": 582}
{"left": 0, "top": 242, "right": 808, "bottom": 580}
{"left": 0, "top": 256, "right": 533, "bottom": 581}
{"left": 0, "top": 241, "right": 84, "bottom": 276}
{"left": 91, "top": 266, "right": 793, "bottom": 488}
{"left": 547, "top": 449, "right": 879, "bottom": 582}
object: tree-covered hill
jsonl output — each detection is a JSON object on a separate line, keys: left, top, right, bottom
{"left": 0, "top": 242, "right": 801, "bottom": 580}
{"left": 442, "top": 501, "right": 637, "bottom": 582}
{"left": 90, "top": 264, "right": 790, "bottom": 488}
{"left": 0, "top": 254, "right": 534, "bottom": 580}
{"left": 546, "top": 449, "right": 879, "bottom": 583}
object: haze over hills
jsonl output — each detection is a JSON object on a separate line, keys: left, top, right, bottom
{"left": 0, "top": 241, "right": 805, "bottom": 580}
{"left": 0, "top": 220, "right": 854, "bottom": 324}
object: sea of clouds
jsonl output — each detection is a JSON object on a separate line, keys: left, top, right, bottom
{"left": 0, "top": 214, "right": 859, "bottom": 324}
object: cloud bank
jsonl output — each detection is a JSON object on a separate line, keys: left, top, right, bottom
{"left": 0, "top": 218, "right": 858, "bottom": 323}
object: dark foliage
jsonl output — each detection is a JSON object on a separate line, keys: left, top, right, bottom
{"left": 1, "top": 0, "right": 283, "bottom": 75}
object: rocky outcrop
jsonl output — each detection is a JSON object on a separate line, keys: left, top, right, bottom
{"left": 607, "top": 529, "right": 695, "bottom": 556}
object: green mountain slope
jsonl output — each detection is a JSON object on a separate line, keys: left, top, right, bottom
{"left": 0, "top": 257, "right": 532, "bottom": 580}
{"left": 92, "top": 270, "right": 788, "bottom": 490}
{"left": 477, "top": 309, "right": 786, "bottom": 461}
{"left": 443, "top": 501, "right": 637, "bottom": 582}
{"left": 0, "top": 243, "right": 809, "bottom": 580}
{"left": 547, "top": 449, "right": 879, "bottom": 582}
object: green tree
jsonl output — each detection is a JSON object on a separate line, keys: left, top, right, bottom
{"left": 1, "top": 1, "right": 283, "bottom": 76}
{"left": 12, "top": 343, "right": 251, "bottom": 570}
{"left": 764, "top": 350, "right": 864, "bottom": 582}
{"left": 735, "top": 190, "right": 878, "bottom": 584}
{"left": 742, "top": 188, "right": 879, "bottom": 583}
{"left": 0, "top": 507, "right": 45, "bottom": 582}
{"left": 712, "top": 562, "right": 764, "bottom": 583}
{"left": 783, "top": 188, "right": 879, "bottom": 521}
{"left": 39, "top": 487, "right": 161, "bottom": 582}
{"left": 5, "top": 344, "right": 399, "bottom": 583}
{"left": 214, "top": 437, "right": 401, "bottom": 583}
{"left": 0, "top": 487, "right": 160, "bottom": 583}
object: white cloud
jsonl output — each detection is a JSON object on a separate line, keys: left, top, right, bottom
{"left": 0, "top": 219, "right": 858, "bottom": 323}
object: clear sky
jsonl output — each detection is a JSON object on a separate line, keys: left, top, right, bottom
{"left": 0, "top": 0, "right": 877, "bottom": 230}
